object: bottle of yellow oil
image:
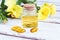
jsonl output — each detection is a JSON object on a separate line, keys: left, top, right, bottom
{"left": 21, "top": 3, "right": 38, "bottom": 28}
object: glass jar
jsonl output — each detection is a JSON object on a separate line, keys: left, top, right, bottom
{"left": 21, "top": 0, "right": 38, "bottom": 28}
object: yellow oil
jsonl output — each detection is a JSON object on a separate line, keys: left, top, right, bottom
{"left": 22, "top": 16, "right": 38, "bottom": 28}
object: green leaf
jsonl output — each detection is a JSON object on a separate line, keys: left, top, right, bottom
{"left": 23, "top": 0, "right": 36, "bottom": 3}
{"left": 26, "top": 0, "right": 36, "bottom": 2}
{"left": 0, "top": 0, "right": 8, "bottom": 23}
{"left": 1, "top": 0, "right": 5, "bottom": 7}
{"left": 22, "top": 0, "right": 27, "bottom": 3}
{"left": 1, "top": 0, "right": 8, "bottom": 11}
{"left": 0, "top": 14, "right": 2, "bottom": 23}
{"left": 16, "top": 0, "right": 22, "bottom": 5}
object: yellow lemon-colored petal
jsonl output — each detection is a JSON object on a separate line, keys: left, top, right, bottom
{"left": 38, "top": 6, "right": 50, "bottom": 20}
{"left": 50, "top": 4, "right": 56, "bottom": 16}
{"left": 43, "top": 2, "right": 50, "bottom": 6}
{"left": 41, "top": 2, "right": 50, "bottom": 8}
{"left": 5, "top": 0, "right": 16, "bottom": 7}
{"left": 7, "top": 5, "right": 23, "bottom": 18}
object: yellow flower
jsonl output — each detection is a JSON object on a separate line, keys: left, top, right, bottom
{"left": 43, "top": 3, "right": 56, "bottom": 16}
{"left": 7, "top": 5, "right": 23, "bottom": 18}
{"left": 38, "top": 6, "right": 50, "bottom": 20}
{"left": 38, "top": 3, "right": 56, "bottom": 20}
{"left": 5, "top": 0, "right": 16, "bottom": 7}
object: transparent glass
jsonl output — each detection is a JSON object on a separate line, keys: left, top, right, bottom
{"left": 22, "top": 4, "right": 38, "bottom": 28}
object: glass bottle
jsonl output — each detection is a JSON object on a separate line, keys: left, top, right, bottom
{"left": 21, "top": 0, "right": 38, "bottom": 28}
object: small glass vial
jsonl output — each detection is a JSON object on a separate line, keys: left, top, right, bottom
{"left": 22, "top": 3, "right": 38, "bottom": 28}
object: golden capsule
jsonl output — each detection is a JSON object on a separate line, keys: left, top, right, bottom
{"left": 11, "top": 26, "right": 26, "bottom": 33}
{"left": 30, "top": 27, "right": 38, "bottom": 33}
